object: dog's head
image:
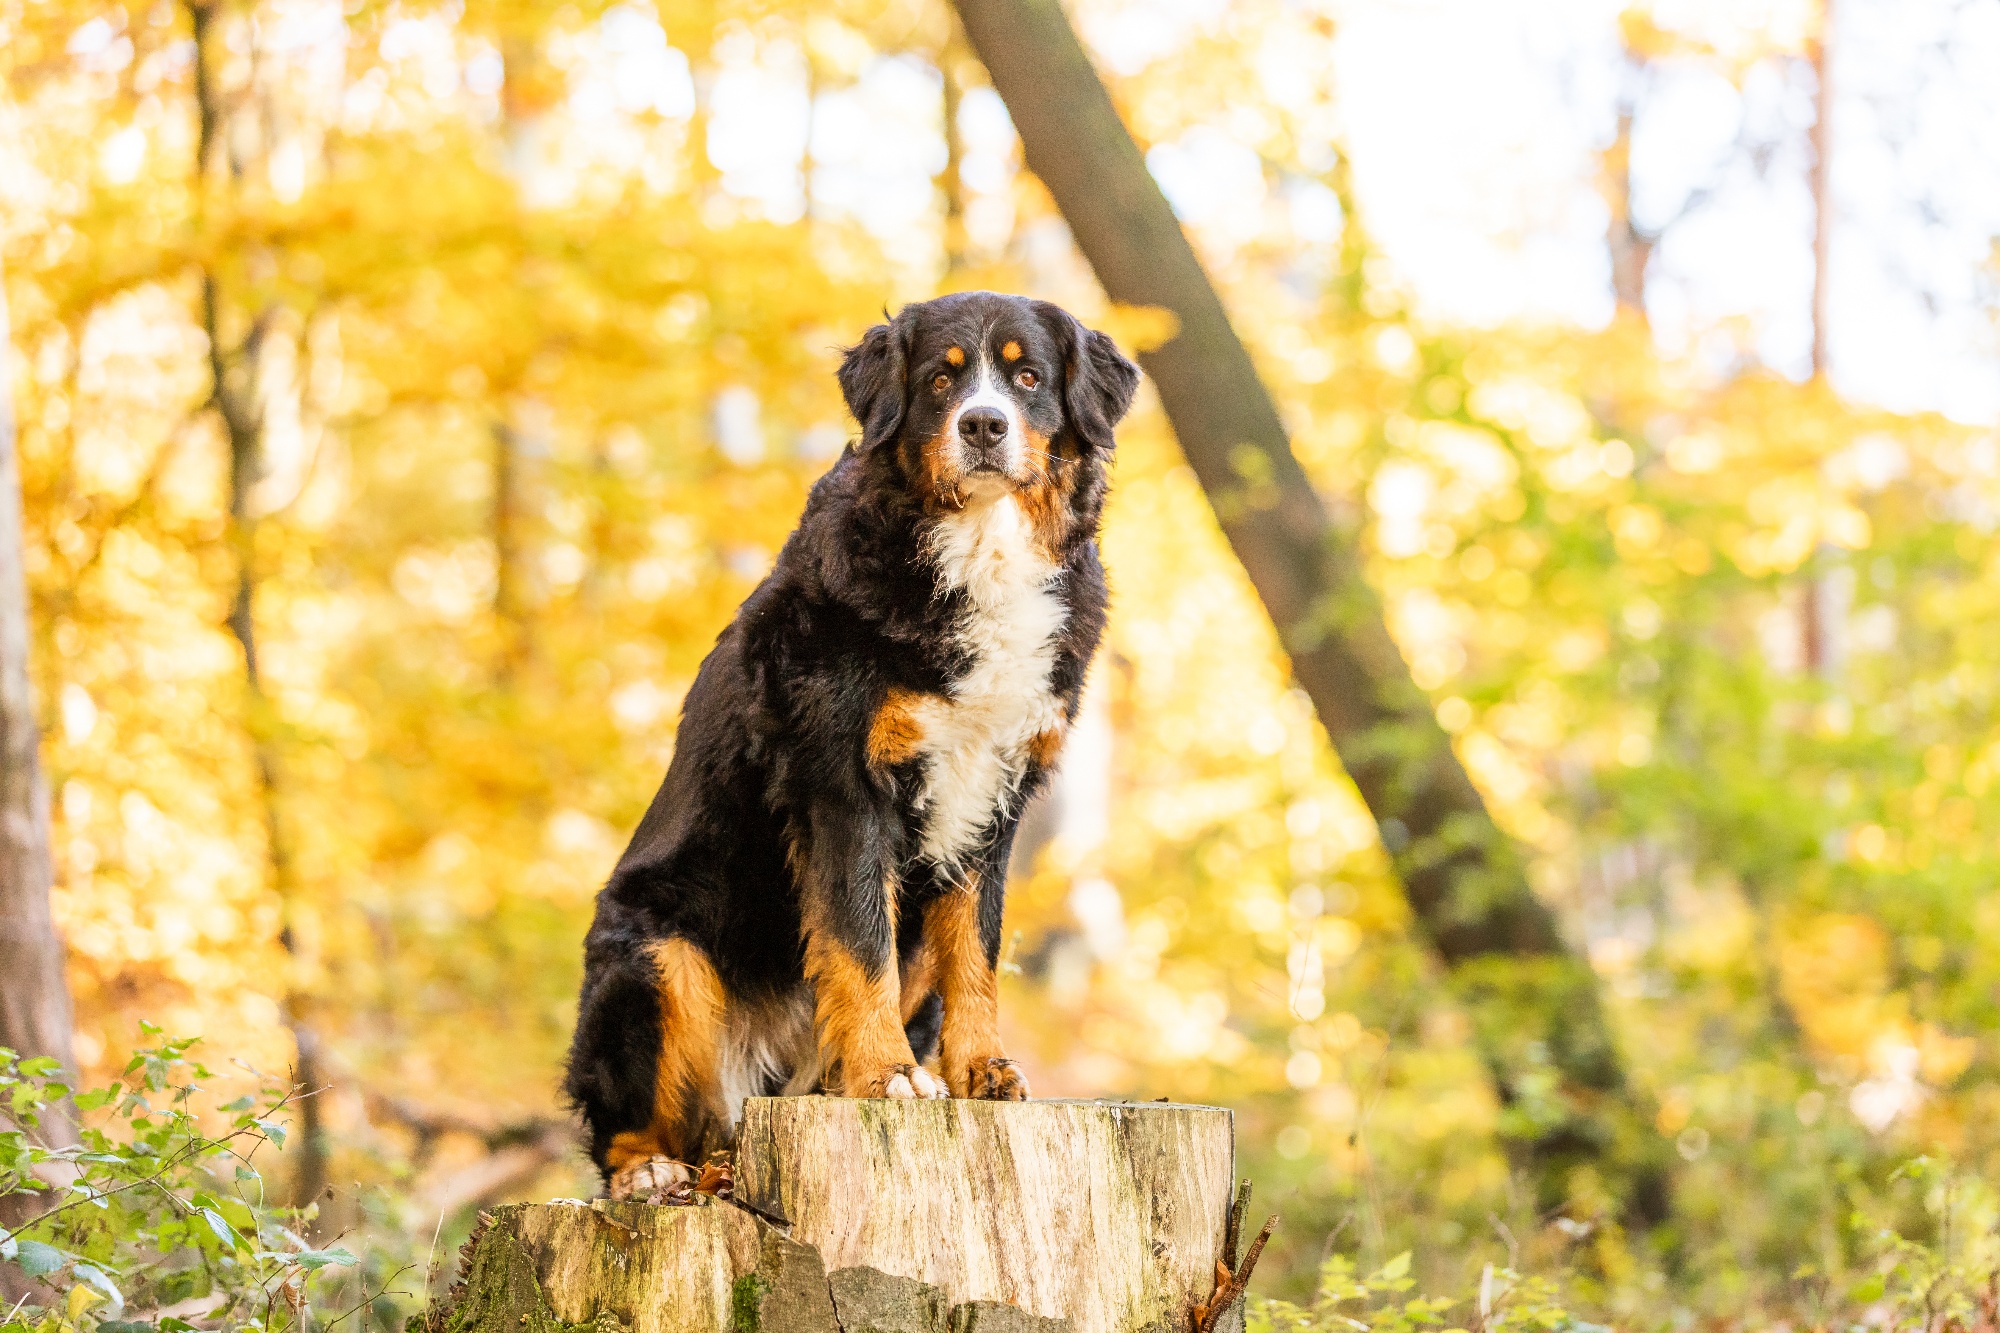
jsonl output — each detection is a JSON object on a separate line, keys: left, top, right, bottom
{"left": 837, "top": 292, "right": 1139, "bottom": 541}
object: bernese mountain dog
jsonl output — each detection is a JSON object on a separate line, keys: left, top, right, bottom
{"left": 564, "top": 291, "right": 1140, "bottom": 1197}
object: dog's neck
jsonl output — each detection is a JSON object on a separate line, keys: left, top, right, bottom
{"left": 922, "top": 492, "right": 1058, "bottom": 609}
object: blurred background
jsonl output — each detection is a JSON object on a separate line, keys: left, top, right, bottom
{"left": 4, "top": 0, "right": 2000, "bottom": 1318}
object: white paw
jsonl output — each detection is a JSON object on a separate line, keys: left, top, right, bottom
{"left": 885, "top": 1072, "right": 915, "bottom": 1098}
{"left": 910, "top": 1067, "right": 948, "bottom": 1099}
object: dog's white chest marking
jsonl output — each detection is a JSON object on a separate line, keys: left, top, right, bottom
{"left": 910, "top": 495, "right": 1065, "bottom": 871}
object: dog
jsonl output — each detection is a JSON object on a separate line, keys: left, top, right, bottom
{"left": 563, "top": 291, "right": 1140, "bottom": 1197}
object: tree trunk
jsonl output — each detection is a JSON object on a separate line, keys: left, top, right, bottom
{"left": 0, "top": 263, "right": 79, "bottom": 1270}
{"left": 186, "top": 0, "right": 331, "bottom": 1216}
{"left": 949, "top": 0, "right": 1666, "bottom": 1221}
{"left": 0, "top": 263, "right": 73, "bottom": 1085}
{"left": 1801, "top": 0, "right": 1835, "bottom": 676}
{"left": 1807, "top": 0, "right": 1833, "bottom": 380}
{"left": 1603, "top": 101, "right": 1654, "bottom": 322}
{"left": 429, "top": 1099, "right": 1235, "bottom": 1333}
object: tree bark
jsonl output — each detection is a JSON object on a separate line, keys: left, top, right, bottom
{"left": 0, "top": 265, "right": 79, "bottom": 1256}
{"left": 1807, "top": 0, "right": 1833, "bottom": 380}
{"left": 738, "top": 1098, "right": 1232, "bottom": 1333}
{"left": 1801, "top": 0, "right": 1836, "bottom": 676}
{"left": 940, "top": 30, "right": 972, "bottom": 277}
{"left": 0, "top": 264, "right": 73, "bottom": 1084}
{"left": 950, "top": 0, "right": 1666, "bottom": 1220}
{"left": 186, "top": 0, "right": 331, "bottom": 1217}
{"left": 428, "top": 1099, "right": 1235, "bottom": 1333}
{"left": 1603, "top": 101, "right": 1654, "bottom": 322}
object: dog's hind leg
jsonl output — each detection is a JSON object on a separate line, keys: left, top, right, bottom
{"left": 600, "top": 937, "right": 728, "bottom": 1199}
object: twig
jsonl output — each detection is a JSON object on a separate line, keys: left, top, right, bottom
{"left": 320, "top": 1261, "right": 421, "bottom": 1333}
{"left": 722, "top": 1195, "right": 792, "bottom": 1230}
{"left": 1194, "top": 1209, "right": 1280, "bottom": 1333}
{"left": 1223, "top": 1180, "right": 1252, "bottom": 1272}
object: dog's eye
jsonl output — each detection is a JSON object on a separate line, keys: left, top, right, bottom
{"left": 1015, "top": 369, "right": 1039, "bottom": 390}
{"left": 932, "top": 373, "right": 952, "bottom": 393}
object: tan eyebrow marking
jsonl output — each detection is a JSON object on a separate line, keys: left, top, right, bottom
{"left": 945, "top": 346, "right": 965, "bottom": 367}
{"left": 1001, "top": 340, "right": 1022, "bottom": 362}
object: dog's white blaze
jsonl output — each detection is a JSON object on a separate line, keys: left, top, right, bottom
{"left": 912, "top": 493, "right": 1065, "bottom": 872}
{"left": 945, "top": 354, "right": 1027, "bottom": 474}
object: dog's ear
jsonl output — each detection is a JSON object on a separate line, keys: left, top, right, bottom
{"left": 837, "top": 315, "right": 909, "bottom": 452}
{"left": 1040, "top": 304, "right": 1139, "bottom": 452}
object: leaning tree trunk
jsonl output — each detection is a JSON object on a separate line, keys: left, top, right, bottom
{"left": 949, "top": 0, "right": 1668, "bottom": 1221}
{"left": 428, "top": 1099, "right": 1240, "bottom": 1333}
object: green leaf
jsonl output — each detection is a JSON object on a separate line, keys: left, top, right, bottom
{"left": 216, "top": 1197, "right": 256, "bottom": 1234}
{"left": 161, "top": 1319, "right": 200, "bottom": 1333}
{"left": 73, "top": 1087, "right": 116, "bottom": 1112}
{"left": 294, "top": 1247, "right": 359, "bottom": 1271}
{"left": 253, "top": 1118, "right": 288, "bottom": 1149}
{"left": 0, "top": 1228, "right": 15, "bottom": 1261}
{"left": 1847, "top": 1276, "right": 1886, "bottom": 1304}
{"left": 13, "top": 1239, "right": 66, "bottom": 1277}
{"left": 1378, "top": 1252, "right": 1412, "bottom": 1282}
{"left": 199, "top": 1207, "right": 241, "bottom": 1251}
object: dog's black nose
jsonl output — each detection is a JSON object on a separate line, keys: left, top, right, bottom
{"left": 957, "top": 407, "right": 1009, "bottom": 447}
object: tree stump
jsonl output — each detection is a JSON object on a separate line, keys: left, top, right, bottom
{"left": 738, "top": 1098, "right": 1234, "bottom": 1333}
{"left": 428, "top": 1099, "right": 1235, "bottom": 1333}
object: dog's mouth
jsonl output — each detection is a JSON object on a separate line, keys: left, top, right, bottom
{"left": 950, "top": 467, "right": 1018, "bottom": 505}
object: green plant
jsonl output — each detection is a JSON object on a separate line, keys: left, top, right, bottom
{"left": 1248, "top": 1250, "right": 1606, "bottom": 1333}
{"left": 1834, "top": 1158, "right": 2000, "bottom": 1333}
{"left": 1, "top": 1029, "right": 375, "bottom": 1333}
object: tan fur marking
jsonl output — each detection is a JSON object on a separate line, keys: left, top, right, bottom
{"left": 1012, "top": 429, "right": 1074, "bottom": 560}
{"left": 867, "top": 688, "right": 928, "bottom": 766}
{"left": 616, "top": 937, "right": 728, "bottom": 1164}
{"left": 945, "top": 345, "right": 965, "bottom": 367}
{"left": 605, "top": 1129, "right": 665, "bottom": 1172}
{"left": 804, "top": 931, "right": 920, "bottom": 1095}
{"left": 925, "top": 875, "right": 1017, "bottom": 1098}
{"left": 899, "top": 943, "right": 938, "bottom": 1023}
{"left": 1001, "top": 340, "right": 1022, "bottom": 362}
{"left": 918, "top": 428, "right": 963, "bottom": 511}
{"left": 1028, "top": 725, "right": 1065, "bottom": 770}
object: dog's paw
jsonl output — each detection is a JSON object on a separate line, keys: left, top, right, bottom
{"left": 849, "top": 1062, "right": 949, "bottom": 1099}
{"left": 962, "top": 1056, "right": 1029, "bottom": 1101}
{"left": 607, "top": 1155, "right": 695, "bottom": 1202}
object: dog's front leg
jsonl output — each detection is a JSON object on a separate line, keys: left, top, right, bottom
{"left": 926, "top": 864, "right": 1028, "bottom": 1101}
{"left": 796, "top": 800, "right": 948, "bottom": 1100}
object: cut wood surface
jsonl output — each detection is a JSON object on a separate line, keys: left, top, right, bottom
{"left": 429, "top": 1099, "right": 1236, "bottom": 1333}
{"left": 737, "top": 1098, "right": 1234, "bottom": 1333}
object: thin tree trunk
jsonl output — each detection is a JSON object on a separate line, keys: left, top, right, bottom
{"left": 0, "top": 263, "right": 79, "bottom": 1257}
{"left": 187, "top": 0, "right": 330, "bottom": 1218}
{"left": 1604, "top": 102, "right": 1653, "bottom": 322}
{"left": 492, "top": 418, "right": 525, "bottom": 678}
{"left": 940, "top": 30, "right": 971, "bottom": 277}
{"left": 1807, "top": 0, "right": 1833, "bottom": 380}
{"left": 492, "top": 43, "right": 555, "bottom": 682}
{"left": 951, "top": 0, "right": 1666, "bottom": 1221}
{"left": 1802, "top": 0, "right": 1835, "bottom": 675}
